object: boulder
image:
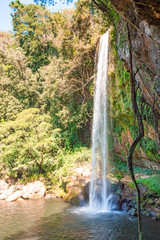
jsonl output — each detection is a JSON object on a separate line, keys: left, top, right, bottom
{"left": 128, "top": 200, "right": 136, "bottom": 208}
{"left": 82, "top": 182, "right": 90, "bottom": 201}
{"left": 0, "top": 180, "right": 8, "bottom": 193}
{"left": 17, "top": 198, "right": 24, "bottom": 202}
{"left": 109, "top": 181, "right": 123, "bottom": 193}
{"left": 145, "top": 189, "right": 158, "bottom": 198}
{"left": 121, "top": 202, "right": 130, "bottom": 212}
{"left": 0, "top": 193, "right": 7, "bottom": 200}
{"left": 0, "top": 182, "right": 14, "bottom": 200}
{"left": 150, "top": 211, "right": 157, "bottom": 217}
{"left": 155, "top": 198, "right": 160, "bottom": 208}
{"left": 127, "top": 208, "right": 137, "bottom": 216}
{"left": 6, "top": 186, "right": 15, "bottom": 197}
{"left": 22, "top": 181, "right": 46, "bottom": 199}
{"left": 70, "top": 192, "right": 85, "bottom": 206}
{"left": 142, "top": 209, "right": 151, "bottom": 217}
{"left": 6, "top": 191, "right": 22, "bottom": 202}
{"left": 107, "top": 174, "right": 124, "bottom": 193}
{"left": 45, "top": 193, "right": 56, "bottom": 199}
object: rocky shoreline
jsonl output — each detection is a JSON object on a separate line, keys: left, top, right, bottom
{"left": 0, "top": 180, "right": 55, "bottom": 201}
{"left": 0, "top": 172, "right": 159, "bottom": 221}
{"left": 118, "top": 179, "right": 160, "bottom": 220}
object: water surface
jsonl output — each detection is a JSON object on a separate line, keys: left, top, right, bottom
{"left": 0, "top": 199, "right": 159, "bottom": 240}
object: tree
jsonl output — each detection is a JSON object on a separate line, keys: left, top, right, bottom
{"left": 10, "top": 0, "right": 58, "bottom": 72}
{"left": 0, "top": 32, "right": 41, "bottom": 121}
{"left": 0, "top": 108, "right": 61, "bottom": 178}
{"left": 38, "top": 0, "right": 108, "bottom": 148}
{"left": 33, "top": 0, "right": 74, "bottom": 6}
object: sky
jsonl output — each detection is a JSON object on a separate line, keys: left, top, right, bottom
{"left": 0, "top": 0, "right": 77, "bottom": 32}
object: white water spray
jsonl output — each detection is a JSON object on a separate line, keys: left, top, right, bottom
{"left": 89, "top": 30, "right": 109, "bottom": 212}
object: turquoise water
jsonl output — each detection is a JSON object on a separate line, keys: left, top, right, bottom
{"left": 0, "top": 199, "right": 159, "bottom": 240}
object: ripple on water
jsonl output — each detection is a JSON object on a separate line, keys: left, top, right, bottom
{"left": 0, "top": 199, "right": 159, "bottom": 240}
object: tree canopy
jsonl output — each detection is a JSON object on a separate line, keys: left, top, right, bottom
{"left": 33, "top": 0, "right": 74, "bottom": 6}
{"left": 0, "top": 0, "right": 158, "bottom": 187}
{"left": 0, "top": 0, "right": 108, "bottom": 180}
{"left": 10, "top": 0, "right": 59, "bottom": 71}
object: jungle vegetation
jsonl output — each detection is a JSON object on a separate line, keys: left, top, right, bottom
{"left": 0, "top": 0, "right": 159, "bottom": 185}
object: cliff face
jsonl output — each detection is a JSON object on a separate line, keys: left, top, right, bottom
{"left": 114, "top": 127, "right": 160, "bottom": 171}
{"left": 111, "top": 0, "right": 160, "bottom": 117}
{"left": 101, "top": 0, "right": 160, "bottom": 169}
{"left": 111, "top": 0, "right": 160, "bottom": 25}
{"left": 112, "top": 0, "right": 160, "bottom": 169}
{"left": 117, "top": 20, "right": 160, "bottom": 115}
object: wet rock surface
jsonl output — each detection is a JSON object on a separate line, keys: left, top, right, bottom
{"left": 66, "top": 173, "right": 159, "bottom": 221}
{"left": 118, "top": 176, "right": 160, "bottom": 219}
{"left": 61, "top": 163, "right": 91, "bottom": 203}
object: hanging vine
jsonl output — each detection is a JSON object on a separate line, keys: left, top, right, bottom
{"left": 127, "top": 23, "right": 144, "bottom": 240}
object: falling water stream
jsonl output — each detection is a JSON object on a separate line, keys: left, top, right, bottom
{"left": 89, "top": 30, "right": 110, "bottom": 212}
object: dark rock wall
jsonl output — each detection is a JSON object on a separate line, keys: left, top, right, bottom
{"left": 112, "top": 0, "right": 160, "bottom": 116}
{"left": 93, "top": 0, "right": 160, "bottom": 168}
{"left": 110, "top": 0, "right": 160, "bottom": 169}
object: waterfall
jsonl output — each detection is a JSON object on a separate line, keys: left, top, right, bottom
{"left": 89, "top": 30, "right": 109, "bottom": 212}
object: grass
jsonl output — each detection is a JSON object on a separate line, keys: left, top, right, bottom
{"left": 128, "top": 175, "right": 160, "bottom": 196}
{"left": 136, "top": 176, "right": 160, "bottom": 196}
{"left": 110, "top": 156, "right": 160, "bottom": 178}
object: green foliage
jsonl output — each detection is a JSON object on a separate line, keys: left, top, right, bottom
{"left": 108, "top": 54, "right": 133, "bottom": 146}
{"left": 33, "top": 0, "right": 73, "bottom": 5}
{"left": 10, "top": 0, "right": 58, "bottom": 71}
{"left": 0, "top": 0, "right": 107, "bottom": 149}
{"left": 0, "top": 108, "right": 61, "bottom": 178}
{"left": 130, "top": 176, "right": 160, "bottom": 196}
{"left": 110, "top": 157, "right": 129, "bottom": 179}
{"left": 0, "top": 0, "right": 158, "bottom": 184}
{"left": 0, "top": 0, "right": 107, "bottom": 181}
{"left": 110, "top": 157, "right": 160, "bottom": 179}
{"left": 100, "top": 0, "right": 120, "bottom": 26}
{"left": 140, "top": 137, "right": 159, "bottom": 160}
{"left": 37, "top": 0, "right": 108, "bottom": 149}
{"left": 40, "top": 147, "right": 91, "bottom": 190}
{"left": 0, "top": 32, "right": 41, "bottom": 121}
{"left": 110, "top": 58, "right": 133, "bottom": 124}
{"left": 109, "top": 44, "right": 159, "bottom": 162}
{"left": 53, "top": 147, "right": 91, "bottom": 181}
